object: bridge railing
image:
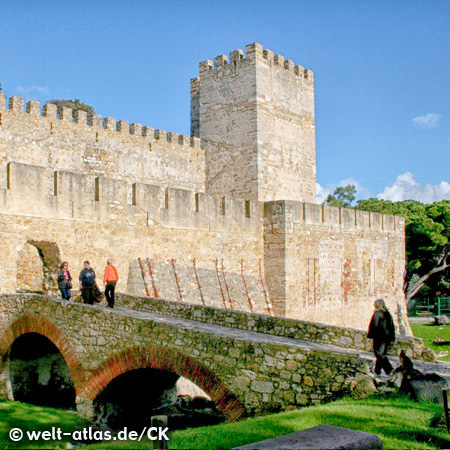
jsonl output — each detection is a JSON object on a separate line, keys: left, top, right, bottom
{"left": 115, "top": 293, "right": 433, "bottom": 361}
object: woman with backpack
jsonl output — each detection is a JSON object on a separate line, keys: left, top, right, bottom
{"left": 368, "top": 298, "right": 396, "bottom": 375}
{"left": 57, "top": 261, "right": 72, "bottom": 301}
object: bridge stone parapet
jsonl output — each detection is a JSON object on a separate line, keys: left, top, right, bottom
{"left": 0, "top": 294, "right": 371, "bottom": 420}
{"left": 115, "top": 293, "right": 433, "bottom": 361}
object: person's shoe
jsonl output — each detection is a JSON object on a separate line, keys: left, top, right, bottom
{"left": 107, "top": 304, "right": 114, "bottom": 308}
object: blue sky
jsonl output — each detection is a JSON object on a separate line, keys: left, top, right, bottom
{"left": 1, "top": 0, "right": 449, "bottom": 203}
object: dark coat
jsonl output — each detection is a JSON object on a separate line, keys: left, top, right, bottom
{"left": 368, "top": 310, "right": 395, "bottom": 343}
{"left": 57, "top": 270, "right": 72, "bottom": 289}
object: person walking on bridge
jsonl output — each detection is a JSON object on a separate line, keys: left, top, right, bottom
{"left": 57, "top": 262, "right": 72, "bottom": 301}
{"left": 103, "top": 258, "right": 119, "bottom": 308}
{"left": 368, "top": 298, "right": 395, "bottom": 376}
{"left": 79, "top": 261, "right": 96, "bottom": 305}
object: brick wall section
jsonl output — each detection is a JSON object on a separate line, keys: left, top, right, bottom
{"left": 132, "top": 259, "right": 273, "bottom": 315}
{"left": 115, "top": 293, "right": 431, "bottom": 361}
{"left": 0, "top": 294, "right": 372, "bottom": 419}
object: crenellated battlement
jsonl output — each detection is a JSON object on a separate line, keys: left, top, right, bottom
{"left": 0, "top": 161, "right": 401, "bottom": 236}
{"left": 0, "top": 92, "right": 205, "bottom": 194}
{"left": 263, "top": 200, "right": 404, "bottom": 234}
{"left": 0, "top": 162, "right": 260, "bottom": 233}
{"left": 195, "top": 42, "right": 313, "bottom": 83}
{"left": 0, "top": 93, "right": 202, "bottom": 149}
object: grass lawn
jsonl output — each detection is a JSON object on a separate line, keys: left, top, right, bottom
{"left": 411, "top": 322, "right": 450, "bottom": 362}
{"left": 167, "top": 395, "right": 450, "bottom": 450}
{"left": 0, "top": 400, "right": 89, "bottom": 449}
{"left": 1, "top": 395, "right": 448, "bottom": 450}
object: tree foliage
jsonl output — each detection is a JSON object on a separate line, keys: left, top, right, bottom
{"left": 356, "top": 197, "right": 450, "bottom": 302}
{"left": 324, "top": 185, "right": 356, "bottom": 208}
{"left": 44, "top": 99, "right": 94, "bottom": 119}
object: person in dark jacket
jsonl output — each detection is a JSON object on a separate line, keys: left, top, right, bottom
{"left": 57, "top": 261, "right": 72, "bottom": 300}
{"left": 79, "top": 260, "right": 96, "bottom": 305}
{"left": 368, "top": 298, "right": 396, "bottom": 375}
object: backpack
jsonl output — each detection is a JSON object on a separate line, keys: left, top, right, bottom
{"left": 83, "top": 269, "right": 95, "bottom": 286}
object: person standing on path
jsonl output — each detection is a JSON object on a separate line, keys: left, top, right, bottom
{"left": 79, "top": 261, "right": 96, "bottom": 305}
{"left": 367, "top": 298, "right": 396, "bottom": 376}
{"left": 103, "top": 258, "right": 119, "bottom": 308}
{"left": 57, "top": 262, "right": 72, "bottom": 301}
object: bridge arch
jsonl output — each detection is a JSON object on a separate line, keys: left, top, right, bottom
{"left": 0, "top": 314, "right": 86, "bottom": 396}
{"left": 82, "top": 346, "right": 246, "bottom": 421}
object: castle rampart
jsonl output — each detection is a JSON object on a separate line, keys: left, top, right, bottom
{"left": 0, "top": 94, "right": 205, "bottom": 193}
{"left": 0, "top": 42, "right": 409, "bottom": 334}
{"left": 264, "top": 201, "right": 409, "bottom": 333}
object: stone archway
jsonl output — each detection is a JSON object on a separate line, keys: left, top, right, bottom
{"left": 0, "top": 315, "right": 86, "bottom": 400}
{"left": 81, "top": 346, "right": 246, "bottom": 422}
{"left": 16, "top": 241, "right": 62, "bottom": 295}
{"left": 8, "top": 333, "right": 76, "bottom": 408}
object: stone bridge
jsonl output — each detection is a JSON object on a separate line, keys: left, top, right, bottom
{"left": 0, "top": 293, "right": 434, "bottom": 422}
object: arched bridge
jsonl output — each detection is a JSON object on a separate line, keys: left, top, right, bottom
{"left": 0, "top": 293, "right": 431, "bottom": 421}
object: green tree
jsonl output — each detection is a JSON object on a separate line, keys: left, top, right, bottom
{"left": 44, "top": 99, "right": 94, "bottom": 119}
{"left": 324, "top": 185, "right": 356, "bottom": 208}
{"left": 356, "top": 198, "right": 450, "bottom": 303}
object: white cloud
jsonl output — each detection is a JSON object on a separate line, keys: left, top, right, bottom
{"left": 316, "top": 183, "right": 330, "bottom": 204}
{"left": 15, "top": 85, "right": 50, "bottom": 97}
{"left": 412, "top": 113, "right": 441, "bottom": 129}
{"left": 378, "top": 172, "right": 450, "bottom": 203}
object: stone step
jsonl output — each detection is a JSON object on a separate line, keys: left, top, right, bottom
{"left": 234, "top": 424, "right": 383, "bottom": 449}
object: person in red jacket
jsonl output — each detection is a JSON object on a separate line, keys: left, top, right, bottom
{"left": 103, "top": 258, "right": 119, "bottom": 308}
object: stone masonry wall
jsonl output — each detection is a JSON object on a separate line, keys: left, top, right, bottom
{"left": 0, "top": 42, "right": 409, "bottom": 336}
{"left": 0, "top": 94, "right": 205, "bottom": 193}
{"left": 0, "top": 160, "right": 410, "bottom": 334}
{"left": 264, "top": 201, "right": 411, "bottom": 334}
{"left": 129, "top": 258, "right": 274, "bottom": 315}
{"left": 0, "top": 162, "right": 262, "bottom": 296}
{"left": 192, "top": 43, "right": 316, "bottom": 203}
{"left": 0, "top": 294, "right": 370, "bottom": 419}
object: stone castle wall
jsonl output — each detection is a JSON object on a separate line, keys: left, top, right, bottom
{"left": 0, "top": 94, "right": 205, "bottom": 193}
{"left": 0, "top": 42, "right": 409, "bottom": 334}
{"left": 0, "top": 161, "right": 263, "bottom": 297}
{"left": 0, "top": 159, "right": 409, "bottom": 333}
{"left": 264, "top": 201, "right": 410, "bottom": 333}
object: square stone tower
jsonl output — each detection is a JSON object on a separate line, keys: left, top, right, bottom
{"left": 191, "top": 42, "right": 316, "bottom": 203}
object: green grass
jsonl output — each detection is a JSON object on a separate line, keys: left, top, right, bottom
{"left": 0, "top": 400, "right": 88, "bottom": 449}
{"left": 2, "top": 395, "right": 450, "bottom": 450}
{"left": 411, "top": 322, "right": 450, "bottom": 362}
{"left": 84, "top": 394, "right": 450, "bottom": 450}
